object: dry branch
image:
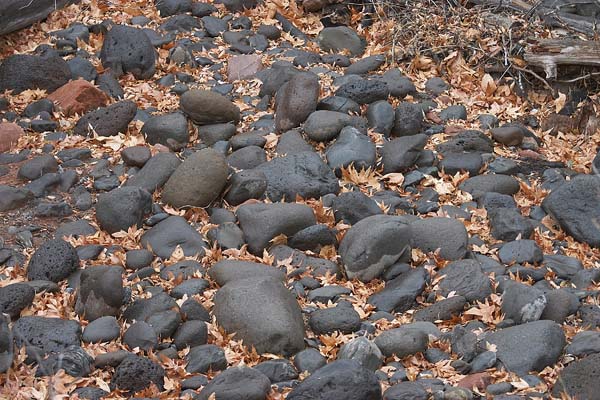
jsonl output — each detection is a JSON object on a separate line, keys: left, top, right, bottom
{"left": 524, "top": 38, "right": 600, "bottom": 79}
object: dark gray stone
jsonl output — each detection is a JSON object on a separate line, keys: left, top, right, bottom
{"left": 198, "top": 366, "right": 271, "bottom": 400}
{"left": 74, "top": 100, "right": 137, "bottom": 137}
{"left": 438, "top": 259, "right": 491, "bottom": 302}
{"left": 142, "top": 112, "right": 189, "bottom": 150}
{"left": 0, "top": 52, "right": 70, "bottom": 94}
{"left": 96, "top": 187, "right": 152, "bottom": 234}
{"left": 100, "top": 25, "right": 156, "bottom": 79}
{"left": 111, "top": 355, "right": 164, "bottom": 392}
{"left": 410, "top": 217, "right": 468, "bottom": 260}
{"left": 27, "top": 239, "right": 79, "bottom": 282}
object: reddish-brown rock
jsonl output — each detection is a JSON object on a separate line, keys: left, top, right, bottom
{"left": 0, "top": 122, "right": 23, "bottom": 152}
{"left": 457, "top": 372, "right": 492, "bottom": 391}
{"left": 48, "top": 79, "right": 109, "bottom": 116}
{"left": 227, "top": 54, "right": 263, "bottom": 82}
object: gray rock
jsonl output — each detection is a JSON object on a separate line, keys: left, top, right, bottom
{"left": 340, "top": 215, "right": 412, "bottom": 282}
{"left": 198, "top": 123, "right": 237, "bottom": 145}
{"left": 256, "top": 152, "right": 339, "bottom": 202}
{"left": 75, "top": 266, "right": 124, "bottom": 321}
{"left": 214, "top": 276, "right": 304, "bottom": 355}
{"left": 96, "top": 187, "right": 152, "bottom": 234}
{"left": 438, "top": 259, "right": 491, "bottom": 302}
{"left": 383, "top": 381, "right": 428, "bottom": 400}
{"left": 326, "top": 126, "right": 376, "bottom": 173}
{"left": 317, "top": 26, "right": 366, "bottom": 56}
{"left": 173, "top": 320, "right": 208, "bottom": 350}
{"left": 374, "top": 324, "right": 429, "bottom": 357}
{"left": 162, "top": 148, "right": 228, "bottom": 208}
{"left": 198, "top": 366, "right": 271, "bottom": 400}
{"left": 100, "top": 25, "right": 156, "bottom": 79}
{"left": 186, "top": 344, "right": 227, "bottom": 373}
{"left": 111, "top": 355, "right": 164, "bottom": 392}
{"left": 0, "top": 0, "right": 76, "bottom": 35}
{"left": 0, "top": 52, "right": 70, "bottom": 94}
{"left": 382, "top": 134, "right": 428, "bottom": 173}
{"left": 439, "top": 104, "right": 467, "bottom": 121}
{"left": 335, "top": 78, "right": 389, "bottom": 105}
{"left": 140, "top": 216, "right": 206, "bottom": 259}
{"left": 413, "top": 295, "right": 466, "bottom": 322}
{"left": 439, "top": 152, "right": 483, "bottom": 176}
{"left": 410, "top": 217, "right": 468, "bottom": 260}
{"left": 13, "top": 316, "right": 81, "bottom": 357}
{"left": 501, "top": 281, "right": 547, "bottom": 324}
{"left": 380, "top": 69, "right": 416, "bottom": 98}
{"left": 287, "top": 360, "right": 382, "bottom": 400}
{"left": 123, "top": 321, "right": 158, "bottom": 350}
{"left": 425, "top": 77, "right": 449, "bottom": 95}
{"left": 124, "top": 152, "right": 181, "bottom": 193}
{"left": 224, "top": 169, "right": 267, "bottom": 205}
{"left": 337, "top": 337, "right": 383, "bottom": 371}
{"left": 293, "top": 348, "right": 326, "bottom": 373}
{"left": 540, "top": 288, "right": 579, "bottom": 323}
{"left": 74, "top": 100, "right": 137, "bottom": 137}
{"left": 36, "top": 345, "right": 93, "bottom": 378}
{"left": 288, "top": 224, "right": 337, "bottom": 252}
{"left": 332, "top": 191, "right": 382, "bottom": 225}
{"left": 498, "top": 240, "right": 543, "bottom": 264}
{"left": 489, "top": 208, "right": 534, "bottom": 241}
{"left": 543, "top": 254, "right": 583, "bottom": 279}
{"left": 542, "top": 175, "right": 600, "bottom": 247}
{"left": 552, "top": 353, "right": 600, "bottom": 399}
{"left": 227, "top": 145, "right": 266, "bottom": 170}
{"left": 392, "top": 102, "right": 424, "bottom": 136}
{"left": 27, "top": 238, "right": 79, "bottom": 282}
{"left": 275, "top": 72, "right": 319, "bottom": 132}
{"left": 481, "top": 320, "right": 565, "bottom": 375}
{"left": 0, "top": 282, "right": 35, "bottom": 318}
{"left": 459, "top": 174, "right": 520, "bottom": 198}
{"left": 171, "top": 278, "right": 210, "bottom": 298}
{"left": 180, "top": 89, "right": 240, "bottom": 125}
{"left": 346, "top": 54, "right": 385, "bottom": 75}
{"left": 304, "top": 110, "right": 355, "bottom": 142}
{"left": 566, "top": 330, "right": 600, "bottom": 356}
{"left": 309, "top": 303, "right": 361, "bottom": 334}
{"left": 18, "top": 154, "right": 58, "bottom": 181}
{"left": 155, "top": 0, "right": 192, "bottom": 16}
{"left": 0, "top": 185, "right": 33, "bottom": 212}
{"left": 209, "top": 260, "right": 285, "bottom": 286}
{"left": 276, "top": 129, "right": 314, "bottom": 155}
{"left": 367, "top": 100, "right": 395, "bottom": 136}
{"left": 368, "top": 268, "right": 427, "bottom": 312}
{"left": 254, "top": 359, "right": 298, "bottom": 383}
{"left": 142, "top": 112, "right": 189, "bottom": 150}
{"left": 318, "top": 96, "right": 361, "bottom": 114}
{"left": 82, "top": 316, "right": 120, "bottom": 343}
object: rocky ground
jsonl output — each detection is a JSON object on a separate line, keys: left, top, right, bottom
{"left": 1, "top": 0, "right": 600, "bottom": 399}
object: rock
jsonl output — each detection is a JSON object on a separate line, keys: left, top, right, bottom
{"left": 459, "top": 175, "right": 520, "bottom": 198}
{"left": 439, "top": 152, "right": 483, "bottom": 176}
{"left": 96, "top": 72, "right": 124, "bottom": 99}
{"left": 392, "top": 102, "right": 424, "bottom": 136}
{"left": 228, "top": 54, "right": 263, "bottom": 82}
{"left": 18, "top": 154, "right": 58, "bottom": 181}
{"left": 198, "top": 366, "right": 271, "bottom": 400}
{"left": 155, "top": 0, "right": 192, "bottom": 16}
{"left": 198, "top": 123, "right": 237, "bottom": 145}
{"left": 0, "top": 122, "right": 23, "bottom": 152}
{"left": 326, "top": 126, "right": 376, "bottom": 173}
{"left": 410, "top": 217, "right": 468, "bottom": 260}
{"left": 287, "top": 360, "right": 382, "bottom": 400}
{"left": 111, "top": 355, "right": 164, "bottom": 392}
{"left": 186, "top": 344, "right": 228, "bottom": 373}
{"left": 304, "top": 110, "right": 353, "bottom": 142}
{"left": 489, "top": 208, "right": 534, "bottom": 241}
{"left": 491, "top": 126, "right": 524, "bottom": 146}
{"left": 552, "top": 353, "right": 600, "bottom": 399}
{"left": 318, "top": 96, "right": 360, "bottom": 114}
{"left": 0, "top": 0, "right": 75, "bottom": 35}
{"left": 124, "top": 152, "right": 181, "bottom": 193}
{"left": 380, "top": 69, "right": 417, "bottom": 98}
{"left": 220, "top": 0, "right": 260, "bottom": 12}
{"left": 100, "top": 25, "right": 156, "bottom": 79}
{"left": 317, "top": 26, "right": 366, "bottom": 56}
{"left": 96, "top": 187, "right": 152, "bottom": 234}
{"left": 498, "top": 240, "right": 543, "bottom": 264}
{"left": 180, "top": 89, "right": 240, "bottom": 125}
{"left": 381, "top": 134, "right": 428, "bottom": 173}
{"left": 82, "top": 316, "right": 120, "bottom": 343}
{"left": 340, "top": 215, "right": 412, "bottom": 282}
{"left": 439, "top": 104, "right": 467, "bottom": 121}
{"left": 425, "top": 77, "right": 449, "bottom": 95}
{"left": 501, "top": 281, "right": 547, "bottom": 324}
{"left": 374, "top": 324, "right": 429, "bottom": 357}
{"left": 482, "top": 320, "right": 565, "bottom": 375}
{"left": 71, "top": 387, "right": 109, "bottom": 400}
{"left": 438, "top": 259, "right": 491, "bottom": 302}
{"left": 227, "top": 145, "right": 267, "bottom": 169}
{"left": 0, "top": 52, "right": 70, "bottom": 94}
{"left": 332, "top": 191, "right": 382, "bottom": 225}
{"left": 48, "top": 80, "right": 108, "bottom": 116}
{"left": 540, "top": 288, "right": 579, "bottom": 323}
{"left": 256, "top": 152, "right": 339, "bottom": 202}
{"left": 171, "top": 278, "right": 210, "bottom": 298}
{"left": 414, "top": 295, "right": 467, "bottom": 322}
{"left": 37, "top": 345, "right": 93, "bottom": 378}
{"left": 293, "top": 348, "right": 326, "bottom": 373}
{"left": 173, "top": 320, "right": 208, "bottom": 350}
{"left": 543, "top": 254, "right": 583, "bottom": 279}
{"left": 122, "top": 146, "right": 151, "bottom": 167}
{"left": 309, "top": 303, "right": 361, "bottom": 334}
{"left": 123, "top": 321, "right": 158, "bottom": 351}
{"left": 288, "top": 224, "right": 337, "bottom": 252}
{"left": 254, "top": 359, "right": 298, "bottom": 383}
{"left": 368, "top": 267, "right": 426, "bottom": 312}
{"left": 162, "top": 148, "right": 228, "bottom": 208}
{"left": 437, "top": 130, "right": 494, "bottom": 155}
{"left": 337, "top": 337, "right": 383, "bottom": 371}
{"left": 346, "top": 54, "right": 385, "bottom": 75}
{"left": 367, "top": 100, "right": 395, "bottom": 136}
{"left": 75, "top": 266, "right": 124, "bottom": 321}
{"left": 542, "top": 175, "right": 600, "bottom": 247}
{"left": 566, "top": 331, "right": 600, "bottom": 357}
{"left": 214, "top": 276, "right": 304, "bottom": 355}
{"left": 140, "top": 216, "right": 206, "bottom": 259}
{"left": 13, "top": 316, "right": 81, "bottom": 356}
{"left": 73, "top": 100, "right": 137, "bottom": 137}
{"left": 335, "top": 79, "right": 389, "bottom": 105}
{"left": 275, "top": 72, "right": 319, "bottom": 133}
{"left": 27, "top": 238, "right": 79, "bottom": 282}
{"left": 209, "top": 260, "right": 285, "bottom": 286}
{"left": 142, "top": 112, "right": 189, "bottom": 150}
{"left": 0, "top": 283, "right": 35, "bottom": 318}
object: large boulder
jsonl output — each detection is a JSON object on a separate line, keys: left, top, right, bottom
{"left": 237, "top": 202, "right": 316, "bottom": 255}
{"left": 287, "top": 360, "right": 382, "bottom": 400}
{"left": 95, "top": 186, "right": 152, "bottom": 234}
{"left": 275, "top": 72, "right": 319, "bottom": 133}
{"left": 214, "top": 276, "right": 305, "bottom": 355}
{"left": 340, "top": 215, "right": 412, "bottom": 282}
{"left": 100, "top": 25, "right": 156, "bottom": 79}
{"left": 0, "top": 0, "right": 78, "bottom": 35}
{"left": 0, "top": 52, "right": 70, "bottom": 94}
{"left": 256, "top": 152, "right": 339, "bottom": 202}
{"left": 481, "top": 320, "right": 565, "bottom": 376}
{"left": 180, "top": 89, "right": 240, "bottom": 125}
{"left": 161, "top": 148, "right": 229, "bottom": 208}
{"left": 542, "top": 174, "right": 600, "bottom": 247}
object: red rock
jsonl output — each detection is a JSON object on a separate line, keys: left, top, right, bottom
{"left": 227, "top": 54, "right": 263, "bottom": 82}
{"left": 48, "top": 79, "right": 108, "bottom": 116}
{"left": 0, "top": 122, "right": 23, "bottom": 152}
{"left": 457, "top": 372, "right": 491, "bottom": 391}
